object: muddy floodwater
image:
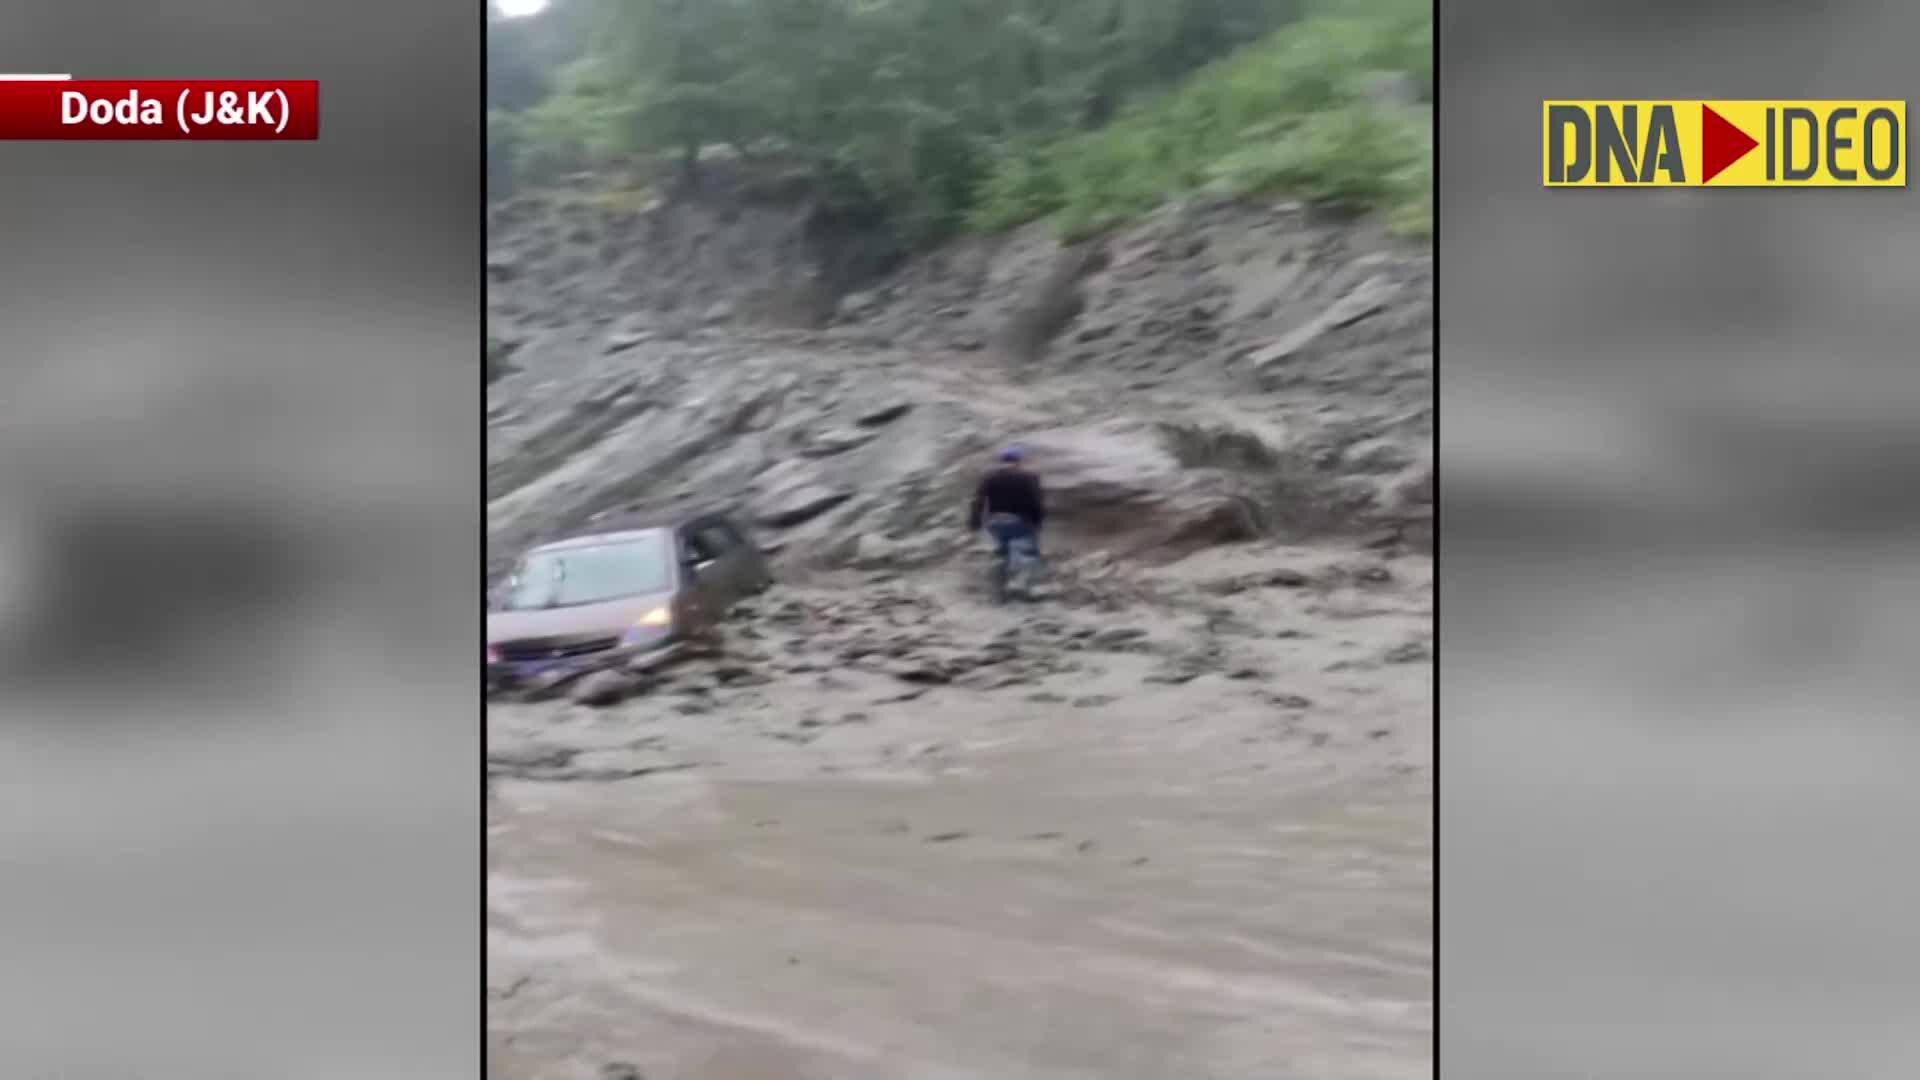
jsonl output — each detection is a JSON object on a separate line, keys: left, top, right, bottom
{"left": 489, "top": 550, "right": 1432, "bottom": 1079}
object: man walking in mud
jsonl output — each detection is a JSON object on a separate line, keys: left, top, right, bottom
{"left": 967, "top": 445, "right": 1046, "bottom": 599}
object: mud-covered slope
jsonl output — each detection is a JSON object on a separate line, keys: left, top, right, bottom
{"left": 487, "top": 182, "right": 1430, "bottom": 576}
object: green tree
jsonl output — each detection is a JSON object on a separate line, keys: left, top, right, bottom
{"left": 491, "top": 0, "right": 1420, "bottom": 242}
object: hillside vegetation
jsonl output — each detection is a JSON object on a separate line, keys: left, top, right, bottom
{"left": 972, "top": 3, "right": 1429, "bottom": 237}
{"left": 489, "top": 0, "right": 1429, "bottom": 245}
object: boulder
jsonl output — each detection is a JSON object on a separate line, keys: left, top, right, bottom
{"left": 1245, "top": 275, "right": 1398, "bottom": 370}
{"left": 837, "top": 290, "right": 882, "bottom": 321}
{"left": 1015, "top": 421, "right": 1262, "bottom": 556}
{"left": 802, "top": 428, "right": 873, "bottom": 458}
{"left": 851, "top": 533, "right": 899, "bottom": 567}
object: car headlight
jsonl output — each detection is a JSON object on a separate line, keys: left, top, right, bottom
{"left": 623, "top": 608, "right": 672, "bottom": 644}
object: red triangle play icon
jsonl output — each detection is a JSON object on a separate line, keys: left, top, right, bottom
{"left": 1701, "top": 104, "right": 1758, "bottom": 182}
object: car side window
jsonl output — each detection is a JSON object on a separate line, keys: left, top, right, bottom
{"left": 680, "top": 528, "right": 715, "bottom": 566}
{"left": 691, "top": 521, "right": 739, "bottom": 559}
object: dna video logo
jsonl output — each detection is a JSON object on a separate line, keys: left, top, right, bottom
{"left": 1543, "top": 100, "right": 1906, "bottom": 187}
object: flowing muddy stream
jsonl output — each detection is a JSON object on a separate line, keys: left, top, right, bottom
{"left": 488, "top": 549, "right": 1432, "bottom": 1079}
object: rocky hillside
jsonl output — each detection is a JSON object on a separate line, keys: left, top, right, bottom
{"left": 486, "top": 177, "right": 1430, "bottom": 579}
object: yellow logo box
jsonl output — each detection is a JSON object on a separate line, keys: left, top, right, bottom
{"left": 1542, "top": 100, "right": 1906, "bottom": 187}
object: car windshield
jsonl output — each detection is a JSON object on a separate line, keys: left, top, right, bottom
{"left": 499, "top": 535, "right": 672, "bottom": 610}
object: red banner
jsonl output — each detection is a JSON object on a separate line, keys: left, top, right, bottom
{"left": 0, "top": 80, "right": 319, "bottom": 140}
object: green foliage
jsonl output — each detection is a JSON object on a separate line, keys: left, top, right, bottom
{"left": 491, "top": 0, "right": 1427, "bottom": 242}
{"left": 971, "top": 139, "right": 1069, "bottom": 233}
{"left": 1387, "top": 190, "right": 1432, "bottom": 239}
{"left": 487, "top": 0, "right": 595, "bottom": 112}
{"left": 973, "top": 0, "right": 1432, "bottom": 236}
{"left": 1206, "top": 106, "right": 1423, "bottom": 206}
{"left": 487, "top": 109, "right": 522, "bottom": 195}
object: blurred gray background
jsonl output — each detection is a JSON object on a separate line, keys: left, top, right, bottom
{"left": 0, "top": 0, "right": 479, "bottom": 1075}
{"left": 1443, "top": 0, "right": 1920, "bottom": 1077}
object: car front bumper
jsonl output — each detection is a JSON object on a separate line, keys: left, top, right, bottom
{"left": 486, "top": 636, "right": 681, "bottom": 691}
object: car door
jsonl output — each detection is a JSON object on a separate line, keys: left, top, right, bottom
{"left": 715, "top": 515, "right": 771, "bottom": 592}
{"left": 676, "top": 525, "right": 724, "bottom": 633}
{"left": 687, "top": 518, "right": 748, "bottom": 610}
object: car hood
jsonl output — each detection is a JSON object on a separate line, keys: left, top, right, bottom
{"left": 487, "top": 592, "right": 674, "bottom": 644}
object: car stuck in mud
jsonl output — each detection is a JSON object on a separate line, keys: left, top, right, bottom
{"left": 487, "top": 509, "right": 770, "bottom": 692}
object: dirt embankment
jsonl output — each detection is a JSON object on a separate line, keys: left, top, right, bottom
{"left": 486, "top": 178, "right": 1430, "bottom": 580}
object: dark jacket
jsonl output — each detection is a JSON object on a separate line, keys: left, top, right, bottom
{"left": 968, "top": 466, "right": 1045, "bottom": 531}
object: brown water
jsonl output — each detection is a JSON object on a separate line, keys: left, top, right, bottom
{"left": 489, "top": 548, "right": 1432, "bottom": 1080}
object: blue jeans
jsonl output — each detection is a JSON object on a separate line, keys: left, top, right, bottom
{"left": 985, "top": 515, "right": 1040, "bottom": 561}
